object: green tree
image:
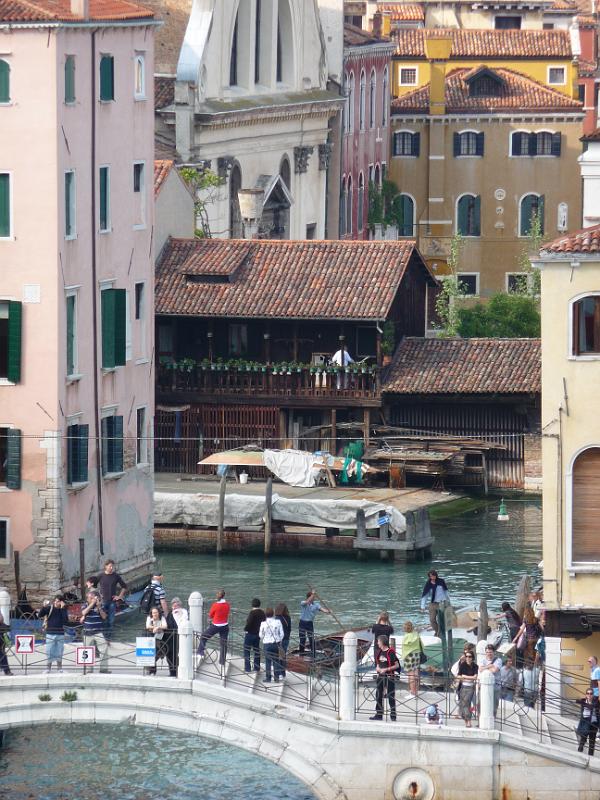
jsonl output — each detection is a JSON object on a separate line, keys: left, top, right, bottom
{"left": 434, "top": 233, "right": 466, "bottom": 337}
{"left": 179, "top": 166, "right": 224, "bottom": 238}
{"left": 458, "top": 293, "right": 540, "bottom": 338}
{"left": 514, "top": 211, "right": 543, "bottom": 296}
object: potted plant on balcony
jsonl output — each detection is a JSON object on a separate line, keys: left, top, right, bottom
{"left": 381, "top": 322, "right": 395, "bottom": 366}
{"left": 178, "top": 357, "right": 196, "bottom": 373}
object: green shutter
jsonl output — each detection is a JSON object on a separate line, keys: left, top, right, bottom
{"left": 0, "top": 173, "right": 10, "bottom": 238}
{"left": 473, "top": 195, "right": 481, "bottom": 236}
{"left": 112, "top": 415, "right": 124, "bottom": 473}
{"left": 100, "top": 55, "right": 114, "bottom": 101}
{"left": 0, "top": 59, "right": 9, "bottom": 103}
{"left": 99, "top": 167, "right": 108, "bottom": 230}
{"left": 65, "top": 56, "right": 75, "bottom": 103}
{"left": 457, "top": 196, "right": 468, "bottom": 235}
{"left": 101, "top": 417, "right": 109, "bottom": 475}
{"left": 7, "top": 301, "right": 22, "bottom": 383}
{"left": 6, "top": 428, "right": 21, "bottom": 490}
{"left": 114, "top": 288, "right": 126, "bottom": 367}
{"left": 537, "top": 195, "right": 545, "bottom": 235}
{"left": 66, "top": 295, "right": 75, "bottom": 375}
{"left": 68, "top": 424, "right": 88, "bottom": 484}
{"left": 101, "top": 289, "right": 116, "bottom": 369}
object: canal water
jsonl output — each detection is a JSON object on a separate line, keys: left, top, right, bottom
{"left": 0, "top": 499, "right": 541, "bottom": 799}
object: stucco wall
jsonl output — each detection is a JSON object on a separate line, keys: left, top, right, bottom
{"left": 155, "top": 170, "right": 195, "bottom": 256}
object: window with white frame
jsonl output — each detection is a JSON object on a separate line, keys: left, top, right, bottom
{"left": 101, "top": 412, "right": 124, "bottom": 476}
{"left": 0, "top": 59, "right": 10, "bottom": 104}
{"left": 347, "top": 176, "right": 353, "bottom": 234}
{"left": 0, "top": 518, "right": 9, "bottom": 561}
{"left": 382, "top": 66, "right": 388, "bottom": 127}
{"left": 358, "top": 173, "right": 365, "bottom": 232}
{"left": 0, "top": 172, "right": 12, "bottom": 238}
{"left": 136, "top": 406, "right": 147, "bottom": 465}
{"left": 571, "top": 447, "right": 600, "bottom": 562}
{"left": 399, "top": 67, "right": 417, "bottom": 86}
{"left": 348, "top": 72, "right": 355, "bottom": 133}
{"left": 339, "top": 178, "right": 346, "bottom": 236}
{"left": 548, "top": 66, "right": 566, "bottom": 85}
{"left": 393, "top": 130, "right": 419, "bottom": 157}
{"left": 506, "top": 272, "right": 529, "bottom": 294}
{"left": 457, "top": 273, "right": 479, "bottom": 296}
{"left": 133, "top": 161, "right": 145, "bottom": 227}
{"left": 454, "top": 130, "right": 484, "bottom": 157}
{"left": 0, "top": 428, "right": 21, "bottom": 489}
{"left": 134, "top": 53, "right": 145, "bottom": 98}
{"left": 99, "top": 166, "right": 110, "bottom": 232}
{"left": 135, "top": 281, "right": 146, "bottom": 358}
{"left": 369, "top": 69, "right": 376, "bottom": 129}
{"left": 65, "top": 171, "right": 76, "bottom": 239}
{"left": 572, "top": 295, "right": 600, "bottom": 356}
{"left": 66, "top": 290, "right": 78, "bottom": 377}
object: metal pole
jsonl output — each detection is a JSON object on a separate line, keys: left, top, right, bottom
{"left": 264, "top": 477, "right": 272, "bottom": 555}
{"left": 217, "top": 474, "right": 226, "bottom": 554}
{"left": 79, "top": 538, "right": 86, "bottom": 600}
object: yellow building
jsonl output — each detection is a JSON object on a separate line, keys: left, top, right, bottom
{"left": 533, "top": 145, "right": 600, "bottom": 669}
{"left": 388, "top": 34, "right": 584, "bottom": 296}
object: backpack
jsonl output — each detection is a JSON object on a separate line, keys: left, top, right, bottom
{"left": 140, "top": 584, "right": 156, "bottom": 614}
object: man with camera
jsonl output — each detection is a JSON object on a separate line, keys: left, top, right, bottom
{"left": 39, "top": 595, "right": 69, "bottom": 673}
{"left": 80, "top": 589, "right": 110, "bottom": 673}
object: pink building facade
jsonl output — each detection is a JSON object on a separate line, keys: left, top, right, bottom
{"left": 340, "top": 25, "right": 395, "bottom": 239}
{"left": 0, "top": 0, "right": 157, "bottom": 600}
{"left": 578, "top": 15, "right": 599, "bottom": 136}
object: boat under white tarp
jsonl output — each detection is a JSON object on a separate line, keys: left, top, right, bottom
{"left": 154, "top": 491, "right": 407, "bottom": 537}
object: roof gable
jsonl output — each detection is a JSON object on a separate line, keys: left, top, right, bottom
{"left": 156, "top": 238, "right": 435, "bottom": 321}
{"left": 392, "top": 28, "right": 572, "bottom": 59}
{"left": 541, "top": 224, "right": 600, "bottom": 255}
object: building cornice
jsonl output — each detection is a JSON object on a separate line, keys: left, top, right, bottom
{"left": 391, "top": 112, "right": 585, "bottom": 123}
{"left": 0, "top": 19, "right": 159, "bottom": 29}
{"left": 344, "top": 43, "right": 397, "bottom": 59}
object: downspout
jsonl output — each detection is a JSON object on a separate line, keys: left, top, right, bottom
{"left": 90, "top": 28, "right": 104, "bottom": 555}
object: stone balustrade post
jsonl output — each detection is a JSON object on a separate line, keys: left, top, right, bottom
{"left": 475, "top": 639, "right": 487, "bottom": 666}
{"left": 544, "top": 636, "right": 562, "bottom": 706}
{"left": 0, "top": 587, "right": 10, "bottom": 624}
{"left": 479, "top": 668, "right": 496, "bottom": 730}
{"left": 177, "top": 620, "right": 194, "bottom": 681}
{"left": 188, "top": 592, "right": 203, "bottom": 634}
{"left": 339, "top": 631, "right": 357, "bottom": 722}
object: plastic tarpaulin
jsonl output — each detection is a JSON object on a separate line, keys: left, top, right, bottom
{"left": 154, "top": 492, "right": 407, "bottom": 536}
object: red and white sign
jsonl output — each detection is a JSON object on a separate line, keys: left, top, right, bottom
{"left": 15, "top": 634, "right": 35, "bottom": 654}
{"left": 76, "top": 646, "right": 96, "bottom": 666}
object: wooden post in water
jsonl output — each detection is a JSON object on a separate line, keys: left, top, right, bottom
{"left": 515, "top": 574, "right": 531, "bottom": 618}
{"left": 478, "top": 599, "right": 489, "bottom": 643}
{"left": 356, "top": 508, "right": 366, "bottom": 561}
{"left": 79, "top": 538, "right": 86, "bottom": 600}
{"left": 264, "top": 477, "right": 273, "bottom": 556}
{"left": 13, "top": 550, "right": 21, "bottom": 601}
{"left": 217, "top": 475, "right": 226, "bottom": 554}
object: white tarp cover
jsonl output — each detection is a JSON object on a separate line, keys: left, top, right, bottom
{"left": 154, "top": 492, "right": 407, "bottom": 536}
{"left": 263, "top": 449, "right": 321, "bottom": 487}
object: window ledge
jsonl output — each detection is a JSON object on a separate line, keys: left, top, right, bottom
{"left": 568, "top": 355, "right": 600, "bottom": 361}
{"left": 133, "top": 223, "right": 147, "bottom": 231}
{"left": 0, "top": 486, "right": 13, "bottom": 493}
{"left": 136, "top": 461, "right": 150, "bottom": 469}
{"left": 67, "top": 481, "right": 89, "bottom": 493}
{"left": 99, "top": 229, "right": 112, "bottom": 235}
{"left": 0, "top": 378, "right": 16, "bottom": 386}
{"left": 135, "top": 357, "right": 150, "bottom": 365}
{"left": 65, "top": 234, "right": 77, "bottom": 241}
{"left": 0, "top": 236, "right": 15, "bottom": 242}
{"left": 455, "top": 155, "right": 483, "bottom": 159}
{"left": 99, "top": 99, "right": 115, "bottom": 104}
{"left": 568, "top": 565, "right": 600, "bottom": 575}
{"left": 102, "top": 367, "right": 117, "bottom": 374}
{"left": 66, "top": 373, "right": 83, "bottom": 384}
{"left": 0, "top": 102, "right": 13, "bottom": 107}
{"left": 103, "top": 471, "right": 125, "bottom": 482}
{"left": 134, "top": 95, "right": 147, "bottom": 102}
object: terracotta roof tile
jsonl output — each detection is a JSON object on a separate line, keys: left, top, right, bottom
{"left": 581, "top": 127, "right": 600, "bottom": 141}
{"left": 154, "top": 159, "right": 173, "bottom": 197}
{"left": 377, "top": 2, "right": 424, "bottom": 21}
{"left": 578, "top": 57, "right": 598, "bottom": 76}
{"left": 0, "top": 0, "right": 153, "bottom": 21}
{"left": 156, "top": 238, "right": 435, "bottom": 321}
{"left": 155, "top": 75, "right": 174, "bottom": 110}
{"left": 541, "top": 224, "right": 600, "bottom": 254}
{"left": 391, "top": 66, "right": 582, "bottom": 114}
{"left": 344, "top": 22, "right": 389, "bottom": 46}
{"left": 383, "top": 337, "right": 541, "bottom": 394}
{"left": 392, "top": 28, "right": 572, "bottom": 58}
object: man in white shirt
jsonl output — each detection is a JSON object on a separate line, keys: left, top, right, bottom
{"left": 259, "top": 607, "right": 284, "bottom": 684}
{"left": 331, "top": 348, "right": 354, "bottom": 366}
{"left": 589, "top": 656, "right": 600, "bottom": 699}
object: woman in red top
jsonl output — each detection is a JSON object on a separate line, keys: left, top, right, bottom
{"left": 197, "top": 589, "right": 231, "bottom": 666}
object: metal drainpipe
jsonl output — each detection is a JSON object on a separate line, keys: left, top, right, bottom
{"left": 90, "top": 28, "right": 104, "bottom": 555}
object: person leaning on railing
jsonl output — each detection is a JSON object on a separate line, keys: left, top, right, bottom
{"left": 165, "top": 597, "right": 188, "bottom": 677}
{"left": 145, "top": 606, "right": 168, "bottom": 676}
{"left": 577, "top": 689, "right": 600, "bottom": 756}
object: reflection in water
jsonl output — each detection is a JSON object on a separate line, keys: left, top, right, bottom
{"left": 0, "top": 724, "right": 315, "bottom": 800}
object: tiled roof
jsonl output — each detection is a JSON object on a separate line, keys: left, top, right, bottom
{"left": 377, "top": 2, "right": 424, "bottom": 21}
{"left": 0, "top": 0, "right": 153, "bottom": 21}
{"left": 344, "top": 23, "right": 389, "bottom": 47}
{"left": 136, "top": 0, "right": 191, "bottom": 74}
{"left": 578, "top": 58, "right": 598, "bottom": 77}
{"left": 581, "top": 127, "right": 600, "bottom": 141}
{"left": 391, "top": 67, "right": 582, "bottom": 114}
{"left": 391, "top": 28, "right": 572, "bottom": 58}
{"left": 155, "top": 76, "right": 175, "bottom": 110}
{"left": 549, "top": 0, "right": 593, "bottom": 12}
{"left": 541, "top": 224, "right": 600, "bottom": 254}
{"left": 383, "top": 337, "right": 541, "bottom": 395}
{"left": 154, "top": 159, "right": 174, "bottom": 197}
{"left": 577, "top": 13, "right": 597, "bottom": 25}
{"left": 156, "top": 238, "right": 434, "bottom": 321}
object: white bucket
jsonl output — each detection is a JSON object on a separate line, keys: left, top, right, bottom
{"left": 239, "top": 472, "right": 248, "bottom": 485}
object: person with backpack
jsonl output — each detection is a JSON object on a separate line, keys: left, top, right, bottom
{"left": 370, "top": 635, "right": 400, "bottom": 721}
{"left": 140, "top": 572, "right": 168, "bottom": 617}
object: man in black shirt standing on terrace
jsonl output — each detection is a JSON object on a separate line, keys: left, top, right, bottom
{"left": 243, "top": 598, "right": 266, "bottom": 673}
{"left": 97, "top": 559, "right": 128, "bottom": 639}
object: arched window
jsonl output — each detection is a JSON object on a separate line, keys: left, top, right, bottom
{"left": 369, "top": 69, "right": 376, "bottom": 129}
{"left": 0, "top": 59, "right": 10, "bottom": 104}
{"left": 457, "top": 194, "right": 481, "bottom": 237}
{"left": 571, "top": 447, "right": 600, "bottom": 562}
{"left": 359, "top": 70, "right": 366, "bottom": 131}
{"left": 340, "top": 178, "right": 347, "bottom": 237}
{"left": 229, "top": 10, "right": 239, "bottom": 86}
{"left": 511, "top": 130, "right": 531, "bottom": 156}
{"left": 393, "top": 131, "right": 419, "bottom": 157}
{"left": 343, "top": 72, "right": 349, "bottom": 133}
{"left": 519, "top": 193, "right": 544, "bottom": 237}
{"left": 357, "top": 173, "right": 365, "bottom": 233}
{"left": 280, "top": 156, "right": 291, "bottom": 190}
{"left": 454, "top": 131, "right": 484, "bottom": 157}
{"left": 382, "top": 66, "right": 388, "bottom": 127}
{"left": 229, "top": 164, "right": 243, "bottom": 237}
{"left": 276, "top": 0, "right": 293, "bottom": 85}
{"left": 348, "top": 72, "right": 355, "bottom": 133}
{"left": 572, "top": 295, "right": 600, "bottom": 355}
{"left": 347, "top": 176, "right": 353, "bottom": 235}
{"left": 254, "top": 0, "right": 262, "bottom": 84}
{"left": 536, "top": 131, "right": 553, "bottom": 156}
{"left": 374, "top": 164, "right": 381, "bottom": 187}
{"left": 394, "top": 194, "right": 414, "bottom": 237}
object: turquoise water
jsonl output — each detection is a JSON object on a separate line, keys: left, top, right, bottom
{"left": 0, "top": 724, "right": 315, "bottom": 800}
{"left": 0, "top": 499, "right": 541, "bottom": 799}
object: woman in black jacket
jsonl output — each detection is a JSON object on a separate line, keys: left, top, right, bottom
{"left": 577, "top": 690, "right": 600, "bottom": 756}
{"left": 275, "top": 603, "right": 291, "bottom": 677}
{"left": 0, "top": 612, "right": 13, "bottom": 675}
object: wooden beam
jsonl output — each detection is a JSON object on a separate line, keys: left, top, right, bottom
{"left": 264, "top": 477, "right": 273, "bottom": 556}
{"left": 217, "top": 475, "right": 226, "bottom": 554}
{"left": 330, "top": 409, "right": 337, "bottom": 456}
{"left": 363, "top": 408, "right": 370, "bottom": 447}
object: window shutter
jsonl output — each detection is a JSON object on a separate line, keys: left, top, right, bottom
{"left": 77, "top": 424, "right": 89, "bottom": 482}
{"left": 7, "top": 300, "right": 22, "bottom": 383}
{"left": 573, "top": 299, "right": 581, "bottom": 356}
{"left": 112, "top": 415, "right": 124, "bottom": 473}
{"left": 512, "top": 133, "right": 521, "bottom": 156}
{"left": 537, "top": 194, "right": 545, "bottom": 234}
{"left": 0, "top": 60, "right": 9, "bottom": 103}
{"left": 412, "top": 132, "right": 420, "bottom": 157}
{"left": 6, "top": 429, "right": 21, "bottom": 490}
{"left": 100, "top": 56, "right": 114, "bottom": 101}
{"left": 528, "top": 133, "right": 537, "bottom": 156}
{"left": 101, "top": 289, "right": 116, "bottom": 369}
{"left": 392, "top": 133, "right": 399, "bottom": 157}
{"left": 473, "top": 195, "right": 481, "bottom": 236}
{"left": 551, "top": 132, "right": 561, "bottom": 157}
{"left": 476, "top": 132, "right": 485, "bottom": 156}
{"left": 0, "top": 173, "right": 10, "bottom": 237}
{"left": 521, "top": 195, "right": 532, "bottom": 236}
{"left": 99, "top": 167, "right": 108, "bottom": 230}
{"left": 457, "top": 196, "right": 468, "bottom": 235}
{"left": 101, "top": 417, "right": 109, "bottom": 475}
{"left": 453, "top": 132, "right": 460, "bottom": 157}
{"left": 65, "top": 56, "right": 75, "bottom": 103}
{"left": 114, "top": 288, "right": 126, "bottom": 367}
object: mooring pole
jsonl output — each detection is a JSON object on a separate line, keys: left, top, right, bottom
{"left": 264, "top": 477, "right": 273, "bottom": 556}
{"left": 217, "top": 475, "right": 226, "bottom": 554}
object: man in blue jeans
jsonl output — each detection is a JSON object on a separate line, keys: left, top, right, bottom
{"left": 299, "top": 590, "right": 330, "bottom": 657}
{"left": 96, "top": 559, "right": 128, "bottom": 639}
{"left": 243, "top": 598, "right": 266, "bottom": 672}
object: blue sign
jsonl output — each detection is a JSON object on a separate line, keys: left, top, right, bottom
{"left": 377, "top": 515, "right": 391, "bottom": 527}
{"left": 136, "top": 636, "right": 156, "bottom": 666}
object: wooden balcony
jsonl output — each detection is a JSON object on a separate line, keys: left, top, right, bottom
{"left": 157, "top": 362, "right": 381, "bottom": 407}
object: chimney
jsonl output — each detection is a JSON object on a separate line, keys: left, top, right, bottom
{"left": 372, "top": 11, "right": 391, "bottom": 38}
{"left": 424, "top": 33, "right": 452, "bottom": 115}
{"left": 238, "top": 189, "right": 265, "bottom": 240}
{"left": 70, "top": 0, "right": 89, "bottom": 17}
{"left": 578, "top": 136, "right": 600, "bottom": 227}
